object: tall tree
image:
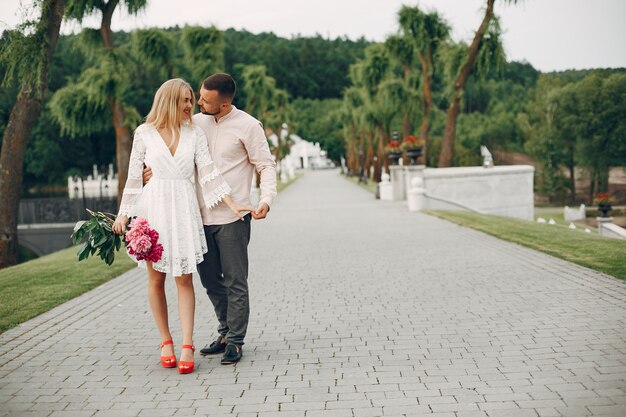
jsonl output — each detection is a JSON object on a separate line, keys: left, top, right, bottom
{"left": 132, "top": 28, "right": 175, "bottom": 78}
{"left": 0, "top": 0, "right": 66, "bottom": 268}
{"left": 361, "top": 44, "right": 390, "bottom": 182}
{"left": 341, "top": 87, "right": 366, "bottom": 176}
{"left": 267, "top": 88, "right": 290, "bottom": 164}
{"left": 384, "top": 35, "right": 418, "bottom": 139}
{"left": 241, "top": 64, "right": 276, "bottom": 123}
{"left": 63, "top": 0, "right": 148, "bottom": 199}
{"left": 397, "top": 6, "right": 449, "bottom": 163}
{"left": 181, "top": 26, "right": 224, "bottom": 86}
{"left": 438, "top": 0, "right": 513, "bottom": 167}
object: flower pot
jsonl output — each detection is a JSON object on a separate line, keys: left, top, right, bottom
{"left": 386, "top": 151, "right": 402, "bottom": 165}
{"left": 598, "top": 203, "right": 612, "bottom": 218}
{"left": 405, "top": 147, "right": 422, "bottom": 165}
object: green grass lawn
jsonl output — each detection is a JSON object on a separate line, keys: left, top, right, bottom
{"left": 0, "top": 245, "right": 135, "bottom": 333}
{"left": 428, "top": 210, "right": 626, "bottom": 281}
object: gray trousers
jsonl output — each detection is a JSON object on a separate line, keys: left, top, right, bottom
{"left": 198, "top": 214, "right": 251, "bottom": 347}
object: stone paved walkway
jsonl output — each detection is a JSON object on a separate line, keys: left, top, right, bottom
{"left": 1, "top": 169, "right": 626, "bottom": 417}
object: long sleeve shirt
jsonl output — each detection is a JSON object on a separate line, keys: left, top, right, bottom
{"left": 193, "top": 107, "right": 277, "bottom": 225}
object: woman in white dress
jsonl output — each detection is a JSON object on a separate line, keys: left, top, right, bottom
{"left": 112, "top": 78, "right": 252, "bottom": 374}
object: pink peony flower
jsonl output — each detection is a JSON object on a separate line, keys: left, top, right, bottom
{"left": 148, "top": 229, "right": 159, "bottom": 245}
{"left": 124, "top": 228, "right": 143, "bottom": 242}
{"left": 129, "top": 217, "right": 150, "bottom": 233}
{"left": 124, "top": 217, "right": 163, "bottom": 263}
{"left": 130, "top": 234, "right": 152, "bottom": 254}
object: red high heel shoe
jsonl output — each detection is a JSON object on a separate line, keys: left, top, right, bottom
{"left": 160, "top": 340, "right": 177, "bottom": 368}
{"left": 178, "top": 344, "right": 195, "bottom": 374}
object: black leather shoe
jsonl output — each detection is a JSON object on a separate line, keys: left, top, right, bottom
{"left": 200, "top": 335, "right": 227, "bottom": 356}
{"left": 221, "top": 343, "right": 242, "bottom": 365}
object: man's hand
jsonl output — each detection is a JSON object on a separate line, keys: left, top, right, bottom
{"left": 142, "top": 166, "right": 152, "bottom": 185}
{"left": 251, "top": 202, "right": 270, "bottom": 220}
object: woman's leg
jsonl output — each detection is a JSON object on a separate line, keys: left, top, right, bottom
{"left": 176, "top": 273, "right": 195, "bottom": 362}
{"left": 147, "top": 262, "right": 173, "bottom": 357}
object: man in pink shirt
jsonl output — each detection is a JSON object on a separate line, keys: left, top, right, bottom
{"left": 193, "top": 73, "right": 276, "bottom": 364}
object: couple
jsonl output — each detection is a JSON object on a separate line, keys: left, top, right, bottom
{"left": 112, "top": 74, "right": 277, "bottom": 374}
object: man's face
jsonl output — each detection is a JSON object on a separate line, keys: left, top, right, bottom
{"left": 197, "top": 87, "right": 224, "bottom": 116}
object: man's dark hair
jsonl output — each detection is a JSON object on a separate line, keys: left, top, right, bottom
{"left": 202, "top": 73, "right": 236, "bottom": 101}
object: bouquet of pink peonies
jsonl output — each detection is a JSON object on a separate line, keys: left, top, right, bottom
{"left": 124, "top": 217, "right": 163, "bottom": 263}
{"left": 71, "top": 210, "right": 162, "bottom": 265}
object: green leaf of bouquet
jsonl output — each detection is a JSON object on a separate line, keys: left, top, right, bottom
{"left": 77, "top": 242, "right": 91, "bottom": 261}
{"left": 105, "top": 251, "right": 115, "bottom": 266}
{"left": 73, "top": 221, "right": 86, "bottom": 233}
{"left": 94, "top": 234, "right": 108, "bottom": 248}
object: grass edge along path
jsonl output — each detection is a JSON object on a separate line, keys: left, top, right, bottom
{"left": 0, "top": 245, "right": 136, "bottom": 333}
{"left": 428, "top": 210, "right": 626, "bottom": 281}
{"left": 0, "top": 173, "right": 304, "bottom": 334}
{"left": 343, "top": 173, "right": 378, "bottom": 194}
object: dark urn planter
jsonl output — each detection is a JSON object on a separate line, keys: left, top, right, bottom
{"left": 405, "top": 147, "right": 423, "bottom": 165}
{"left": 387, "top": 151, "right": 402, "bottom": 165}
{"left": 598, "top": 203, "right": 612, "bottom": 218}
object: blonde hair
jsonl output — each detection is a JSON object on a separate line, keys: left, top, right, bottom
{"left": 145, "top": 78, "right": 195, "bottom": 147}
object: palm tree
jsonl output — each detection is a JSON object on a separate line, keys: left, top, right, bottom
{"left": 63, "top": 0, "right": 149, "bottom": 198}
{"left": 267, "top": 88, "right": 290, "bottom": 164}
{"left": 377, "top": 78, "right": 407, "bottom": 174}
{"left": 398, "top": 6, "right": 449, "bottom": 164}
{"left": 438, "top": 0, "right": 515, "bottom": 167}
{"left": 361, "top": 44, "right": 390, "bottom": 182}
{"left": 384, "top": 35, "right": 417, "bottom": 138}
{"left": 341, "top": 87, "right": 366, "bottom": 176}
{"left": 241, "top": 65, "right": 276, "bottom": 124}
{"left": 132, "top": 28, "right": 175, "bottom": 78}
{"left": 0, "top": 0, "right": 66, "bottom": 268}
{"left": 181, "top": 26, "right": 224, "bottom": 86}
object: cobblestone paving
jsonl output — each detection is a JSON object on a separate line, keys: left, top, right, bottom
{"left": 1, "top": 169, "right": 625, "bottom": 417}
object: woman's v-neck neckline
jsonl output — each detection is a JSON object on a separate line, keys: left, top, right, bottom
{"left": 154, "top": 125, "right": 181, "bottom": 158}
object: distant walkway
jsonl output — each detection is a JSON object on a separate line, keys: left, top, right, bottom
{"left": 1, "top": 169, "right": 625, "bottom": 417}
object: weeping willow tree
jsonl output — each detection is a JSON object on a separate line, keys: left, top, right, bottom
{"left": 0, "top": 0, "right": 66, "bottom": 268}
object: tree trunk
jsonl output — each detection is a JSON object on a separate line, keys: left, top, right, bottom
{"left": 100, "top": 0, "right": 130, "bottom": 202}
{"left": 568, "top": 162, "right": 576, "bottom": 204}
{"left": 401, "top": 64, "right": 411, "bottom": 139}
{"left": 0, "top": 0, "right": 65, "bottom": 268}
{"left": 374, "top": 126, "right": 387, "bottom": 182}
{"left": 110, "top": 99, "right": 132, "bottom": 200}
{"left": 418, "top": 51, "right": 433, "bottom": 166}
{"left": 357, "top": 131, "right": 365, "bottom": 177}
{"left": 365, "top": 131, "right": 374, "bottom": 179}
{"left": 438, "top": 0, "right": 494, "bottom": 167}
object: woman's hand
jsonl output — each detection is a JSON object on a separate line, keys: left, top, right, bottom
{"left": 112, "top": 215, "right": 129, "bottom": 235}
{"left": 223, "top": 196, "right": 254, "bottom": 220}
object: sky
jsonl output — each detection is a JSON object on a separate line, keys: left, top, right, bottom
{"left": 1, "top": 0, "right": 625, "bottom": 72}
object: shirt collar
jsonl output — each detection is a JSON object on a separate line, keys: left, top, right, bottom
{"left": 216, "top": 105, "right": 237, "bottom": 123}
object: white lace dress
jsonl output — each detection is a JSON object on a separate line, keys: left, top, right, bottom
{"left": 117, "top": 122, "right": 231, "bottom": 276}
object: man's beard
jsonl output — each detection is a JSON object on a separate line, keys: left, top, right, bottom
{"left": 200, "top": 107, "right": 219, "bottom": 116}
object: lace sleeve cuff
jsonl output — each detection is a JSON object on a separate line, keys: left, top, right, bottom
{"left": 202, "top": 181, "right": 232, "bottom": 209}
